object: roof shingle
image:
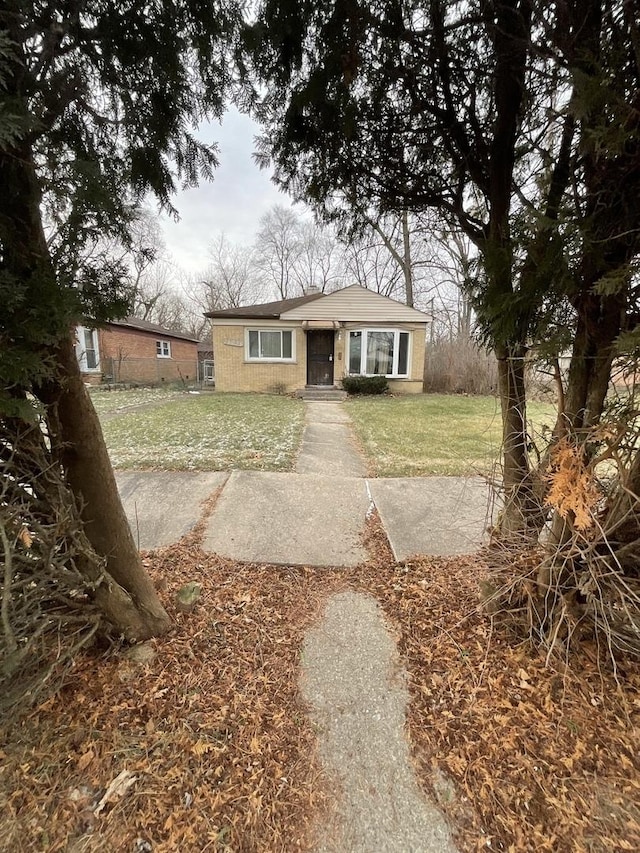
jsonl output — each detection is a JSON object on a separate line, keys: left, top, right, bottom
{"left": 204, "top": 292, "right": 324, "bottom": 319}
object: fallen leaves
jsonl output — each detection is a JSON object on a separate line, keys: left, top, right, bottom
{"left": 93, "top": 770, "right": 138, "bottom": 816}
{"left": 0, "top": 510, "right": 638, "bottom": 852}
{"left": 354, "top": 518, "right": 640, "bottom": 853}
{"left": 0, "top": 544, "right": 340, "bottom": 852}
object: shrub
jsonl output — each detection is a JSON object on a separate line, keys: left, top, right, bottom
{"left": 424, "top": 337, "right": 497, "bottom": 395}
{"left": 342, "top": 375, "right": 389, "bottom": 395}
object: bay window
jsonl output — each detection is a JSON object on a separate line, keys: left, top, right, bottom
{"left": 348, "top": 329, "right": 410, "bottom": 377}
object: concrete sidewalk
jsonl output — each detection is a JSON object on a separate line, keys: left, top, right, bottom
{"left": 202, "top": 471, "right": 370, "bottom": 566}
{"left": 115, "top": 471, "right": 227, "bottom": 549}
{"left": 296, "top": 402, "right": 366, "bottom": 477}
{"left": 115, "top": 401, "right": 491, "bottom": 564}
{"left": 302, "top": 591, "right": 458, "bottom": 852}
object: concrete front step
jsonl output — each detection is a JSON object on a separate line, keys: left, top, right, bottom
{"left": 296, "top": 386, "right": 347, "bottom": 401}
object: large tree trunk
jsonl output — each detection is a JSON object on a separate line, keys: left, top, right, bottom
{"left": 495, "top": 343, "right": 539, "bottom": 537}
{"left": 36, "top": 337, "right": 172, "bottom": 639}
{"left": 0, "top": 85, "right": 170, "bottom": 640}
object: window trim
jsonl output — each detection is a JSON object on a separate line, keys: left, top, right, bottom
{"left": 347, "top": 328, "right": 411, "bottom": 378}
{"left": 245, "top": 328, "right": 296, "bottom": 362}
{"left": 156, "top": 339, "right": 172, "bottom": 358}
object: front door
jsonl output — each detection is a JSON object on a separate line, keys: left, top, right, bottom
{"left": 306, "top": 330, "right": 335, "bottom": 385}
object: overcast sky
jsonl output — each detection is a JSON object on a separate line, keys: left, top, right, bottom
{"left": 158, "top": 106, "right": 300, "bottom": 275}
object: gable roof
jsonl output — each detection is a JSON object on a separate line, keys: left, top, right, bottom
{"left": 108, "top": 316, "right": 199, "bottom": 342}
{"left": 281, "top": 284, "right": 429, "bottom": 322}
{"left": 206, "top": 285, "right": 430, "bottom": 323}
{"left": 205, "top": 292, "right": 324, "bottom": 320}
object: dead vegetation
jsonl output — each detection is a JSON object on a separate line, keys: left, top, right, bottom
{"left": 484, "top": 416, "right": 640, "bottom": 665}
{"left": 0, "top": 511, "right": 638, "bottom": 851}
{"left": 0, "top": 548, "right": 342, "bottom": 852}
{"left": 0, "top": 420, "right": 105, "bottom": 718}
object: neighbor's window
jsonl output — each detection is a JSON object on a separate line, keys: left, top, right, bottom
{"left": 156, "top": 340, "right": 171, "bottom": 358}
{"left": 76, "top": 326, "right": 100, "bottom": 372}
{"left": 348, "top": 329, "right": 410, "bottom": 377}
{"left": 83, "top": 329, "right": 98, "bottom": 370}
{"left": 247, "top": 329, "right": 294, "bottom": 360}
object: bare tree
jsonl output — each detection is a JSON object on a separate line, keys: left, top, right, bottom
{"left": 131, "top": 260, "right": 175, "bottom": 320}
{"left": 201, "top": 234, "right": 261, "bottom": 309}
{"left": 341, "top": 212, "right": 439, "bottom": 308}
{"left": 254, "top": 205, "right": 302, "bottom": 299}
{"left": 291, "top": 219, "right": 344, "bottom": 293}
{"left": 127, "top": 210, "right": 165, "bottom": 297}
{"left": 342, "top": 231, "right": 404, "bottom": 298}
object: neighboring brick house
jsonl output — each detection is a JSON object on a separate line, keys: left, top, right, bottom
{"left": 75, "top": 317, "right": 199, "bottom": 385}
{"left": 206, "top": 284, "right": 429, "bottom": 395}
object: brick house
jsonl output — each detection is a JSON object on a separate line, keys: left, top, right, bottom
{"left": 206, "top": 284, "right": 429, "bottom": 394}
{"left": 75, "top": 317, "right": 199, "bottom": 385}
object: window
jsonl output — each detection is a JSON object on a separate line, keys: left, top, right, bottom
{"left": 247, "top": 329, "right": 294, "bottom": 361}
{"left": 156, "top": 340, "right": 171, "bottom": 358}
{"left": 83, "top": 329, "right": 98, "bottom": 369}
{"left": 75, "top": 326, "right": 100, "bottom": 372}
{"left": 348, "top": 329, "right": 410, "bottom": 377}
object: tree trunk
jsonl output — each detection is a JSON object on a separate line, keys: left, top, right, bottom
{"left": 401, "top": 211, "right": 414, "bottom": 307}
{"left": 0, "top": 88, "right": 171, "bottom": 640}
{"left": 495, "top": 343, "right": 539, "bottom": 537}
{"left": 36, "top": 336, "right": 172, "bottom": 639}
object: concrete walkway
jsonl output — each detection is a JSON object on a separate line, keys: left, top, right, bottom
{"left": 202, "top": 471, "right": 369, "bottom": 566}
{"left": 116, "top": 400, "right": 491, "bottom": 563}
{"left": 296, "top": 402, "right": 366, "bottom": 477}
{"left": 114, "top": 401, "right": 471, "bottom": 852}
{"left": 302, "top": 591, "right": 457, "bottom": 853}
{"left": 115, "top": 471, "right": 228, "bottom": 549}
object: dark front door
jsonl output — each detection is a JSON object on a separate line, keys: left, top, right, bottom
{"left": 307, "top": 330, "right": 335, "bottom": 385}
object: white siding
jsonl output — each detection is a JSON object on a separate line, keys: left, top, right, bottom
{"left": 280, "top": 284, "right": 430, "bottom": 322}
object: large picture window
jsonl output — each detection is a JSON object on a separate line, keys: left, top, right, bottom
{"left": 247, "top": 329, "right": 294, "bottom": 361}
{"left": 348, "top": 329, "right": 410, "bottom": 377}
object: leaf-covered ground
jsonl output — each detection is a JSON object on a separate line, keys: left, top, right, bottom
{"left": 1, "top": 512, "right": 638, "bottom": 852}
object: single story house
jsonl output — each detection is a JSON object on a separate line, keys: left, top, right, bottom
{"left": 206, "top": 284, "right": 429, "bottom": 394}
{"left": 75, "top": 317, "right": 199, "bottom": 385}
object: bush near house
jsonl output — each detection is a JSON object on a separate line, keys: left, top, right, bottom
{"left": 424, "top": 338, "right": 497, "bottom": 395}
{"left": 342, "top": 375, "right": 389, "bottom": 395}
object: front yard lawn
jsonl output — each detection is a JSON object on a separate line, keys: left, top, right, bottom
{"left": 347, "top": 393, "right": 555, "bottom": 476}
{"left": 99, "top": 393, "right": 305, "bottom": 471}
{"left": 89, "top": 385, "right": 181, "bottom": 415}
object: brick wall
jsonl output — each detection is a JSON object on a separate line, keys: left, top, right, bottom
{"left": 98, "top": 326, "right": 198, "bottom": 384}
{"left": 212, "top": 325, "right": 307, "bottom": 393}
{"left": 212, "top": 321, "right": 426, "bottom": 394}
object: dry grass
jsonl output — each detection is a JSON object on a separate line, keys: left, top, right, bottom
{"left": 99, "top": 393, "right": 305, "bottom": 472}
{"left": 347, "top": 394, "right": 555, "bottom": 476}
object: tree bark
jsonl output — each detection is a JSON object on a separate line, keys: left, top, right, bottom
{"left": 495, "top": 343, "right": 539, "bottom": 536}
{"left": 401, "top": 211, "right": 414, "bottom": 307}
{"left": 36, "top": 337, "right": 172, "bottom": 639}
{"left": 0, "top": 61, "right": 170, "bottom": 640}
